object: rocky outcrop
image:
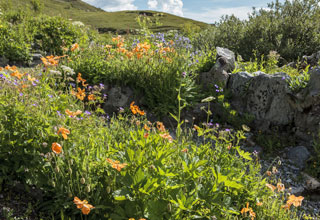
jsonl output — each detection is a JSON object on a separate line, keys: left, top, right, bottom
{"left": 200, "top": 47, "right": 235, "bottom": 88}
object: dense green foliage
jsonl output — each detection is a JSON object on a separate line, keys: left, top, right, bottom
{"left": 0, "top": 64, "right": 301, "bottom": 219}
{"left": 192, "top": 0, "right": 320, "bottom": 62}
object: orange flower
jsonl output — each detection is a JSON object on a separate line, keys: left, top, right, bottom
{"left": 57, "top": 127, "right": 70, "bottom": 139}
{"left": 27, "top": 74, "right": 36, "bottom": 82}
{"left": 65, "top": 109, "right": 82, "bottom": 117}
{"left": 181, "top": 148, "right": 188, "bottom": 153}
{"left": 144, "top": 124, "right": 150, "bottom": 131}
{"left": 73, "top": 197, "right": 94, "bottom": 215}
{"left": 159, "top": 133, "right": 173, "bottom": 143}
{"left": 76, "top": 87, "right": 86, "bottom": 101}
{"left": 227, "top": 144, "right": 232, "bottom": 150}
{"left": 106, "top": 158, "right": 128, "bottom": 171}
{"left": 277, "top": 183, "right": 285, "bottom": 192}
{"left": 71, "top": 43, "right": 79, "bottom": 52}
{"left": 266, "top": 171, "right": 272, "bottom": 176}
{"left": 256, "top": 202, "right": 263, "bottom": 206}
{"left": 0, "top": 67, "right": 3, "bottom": 71}
{"left": 241, "top": 203, "right": 256, "bottom": 220}
{"left": 156, "top": 122, "right": 166, "bottom": 132}
{"left": 10, "top": 71, "right": 24, "bottom": 80}
{"left": 287, "top": 195, "right": 304, "bottom": 207}
{"left": 136, "top": 53, "right": 143, "bottom": 59}
{"left": 105, "top": 44, "right": 112, "bottom": 49}
{"left": 144, "top": 133, "right": 149, "bottom": 139}
{"left": 266, "top": 183, "right": 276, "bottom": 192}
{"left": 5, "top": 65, "right": 17, "bottom": 71}
{"left": 130, "top": 101, "right": 145, "bottom": 116}
{"left": 52, "top": 142, "right": 62, "bottom": 154}
{"left": 193, "top": 125, "right": 200, "bottom": 130}
{"left": 88, "top": 94, "right": 95, "bottom": 101}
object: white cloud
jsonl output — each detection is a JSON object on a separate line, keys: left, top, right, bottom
{"left": 82, "top": 0, "right": 137, "bottom": 11}
{"left": 148, "top": 0, "right": 158, "bottom": 8}
{"left": 184, "top": 6, "right": 253, "bottom": 23}
{"left": 147, "top": 0, "right": 183, "bottom": 16}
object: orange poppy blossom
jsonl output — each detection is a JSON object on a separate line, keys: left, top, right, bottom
{"left": 159, "top": 133, "right": 173, "bottom": 143}
{"left": 277, "top": 182, "right": 285, "bottom": 192}
{"left": 144, "top": 124, "right": 150, "bottom": 131}
{"left": 106, "top": 158, "right": 128, "bottom": 171}
{"left": 65, "top": 109, "right": 82, "bottom": 117}
{"left": 266, "top": 183, "right": 277, "bottom": 192}
{"left": 156, "top": 121, "right": 166, "bottom": 132}
{"left": 88, "top": 94, "right": 96, "bottom": 101}
{"left": 73, "top": 197, "right": 95, "bottom": 215}
{"left": 51, "top": 142, "right": 62, "bottom": 154}
{"left": 70, "top": 43, "right": 79, "bottom": 52}
{"left": 57, "top": 127, "right": 70, "bottom": 140}
{"left": 241, "top": 202, "right": 256, "bottom": 220}
{"left": 130, "top": 101, "right": 145, "bottom": 116}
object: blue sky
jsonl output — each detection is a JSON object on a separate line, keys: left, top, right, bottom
{"left": 82, "top": 0, "right": 285, "bottom": 23}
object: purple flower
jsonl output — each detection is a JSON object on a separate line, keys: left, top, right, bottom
{"left": 0, "top": 73, "right": 5, "bottom": 79}
{"left": 220, "top": 88, "right": 223, "bottom": 92}
{"left": 32, "top": 103, "right": 37, "bottom": 106}
{"left": 48, "top": 95, "right": 53, "bottom": 98}
{"left": 32, "top": 82, "right": 37, "bottom": 86}
{"left": 282, "top": 76, "right": 286, "bottom": 80}
{"left": 216, "top": 89, "right": 220, "bottom": 93}
{"left": 19, "top": 93, "right": 23, "bottom": 96}
{"left": 196, "top": 59, "right": 199, "bottom": 63}
{"left": 88, "top": 86, "right": 93, "bottom": 90}
{"left": 182, "top": 72, "right": 186, "bottom": 78}
{"left": 225, "top": 129, "right": 231, "bottom": 132}
{"left": 57, "top": 111, "right": 61, "bottom": 116}
{"left": 214, "top": 84, "right": 219, "bottom": 89}
{"left": 69, "top": 83, "right": 76, "bottom": 88}
{"left": 99, "top": 83, "right": 104, "bottom": 89}
{"left": 84, "top": 110, "right": 91, "bottom": 115}
{"left": 103, "top": 94, "right": 108, "bottom": 98}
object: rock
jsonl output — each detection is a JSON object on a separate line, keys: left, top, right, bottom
{"left": 286, "top": 146, "right": 310, "bottom": 169}
{"left": 216, "top": 47, "right": 236, "bottom": 72}
{"left": 102, "top": 85, "right": 136, "bottom": 115}
{"left": 30, "top": 53, "right": 43, "bottom": 67}
{"left": 302, "top": 172, "right": 320, "bottom": 191}
{"left": 290, "top": 186, "right": 305, "bottom": 195}
{"left": 199, "top": 47, "right": 235, "bottom": 89}
{"left": 0, "top": 56, "right": 9, "bottom": 67}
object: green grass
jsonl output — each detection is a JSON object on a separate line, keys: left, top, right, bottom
{"left": 2, "top": 0, "right": 209, "bottom": 33}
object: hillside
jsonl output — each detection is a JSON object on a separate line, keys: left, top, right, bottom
{"left": 2, "top": 0, "right": 209, "bottom": 33}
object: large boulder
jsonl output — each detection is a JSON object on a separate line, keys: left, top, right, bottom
{"left": 227, "top": 71, "right": 294, "bottom": 130}
{"left": 293, "top": 67, "right": 320, "bottom": 134}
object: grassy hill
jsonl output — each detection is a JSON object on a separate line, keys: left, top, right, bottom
{"left": 2, "top": 0, "right": 209, "bottom": 33}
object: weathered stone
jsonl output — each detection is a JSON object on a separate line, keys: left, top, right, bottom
{"left": 287, "top": 146, "right": 310, "bottom": 169}
{"left": 102, "top": 85, "right": 135, "bottom": 115}
{"left": 302, "top": 172, "right": 320, "bottom": 191}
{"left": 0, "top": 56, "right": 9, "bottom": 67}
{"left": 216, "top": 47, "right": 236, "bottom": 72}
{"left": 30, "top": 53, "right": 43, "bottom": 67}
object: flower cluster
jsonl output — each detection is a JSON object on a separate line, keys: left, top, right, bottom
{"left": 241, "top": 202, "right": 256, "bottom": 220}
{"left": 130, "top": 101, "right": 145, "bottom": 116}
{"left": 106, "top": 158, "right": 128, "bottom": 171}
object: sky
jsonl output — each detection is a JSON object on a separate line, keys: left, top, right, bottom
{"left": 82, "top": 0, "right": 286, "bottom": 23}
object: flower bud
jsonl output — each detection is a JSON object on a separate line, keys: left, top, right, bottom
{"left": 107, "top": 186, "right": 111, "bottom": 194}
{"left": 167, "top": 203, "right": 172, "bottom": 212}
{"left": 68, "top": 168, "right": 72, "bottom": 174}
{"left": 85, "top": 185, "right": 91, "bottom": 193}
{"left": 55, "top": 166, "right": 60, "bottom": 173}
{"left": 80, "top": 177, "right": 86, "bottom": 184}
